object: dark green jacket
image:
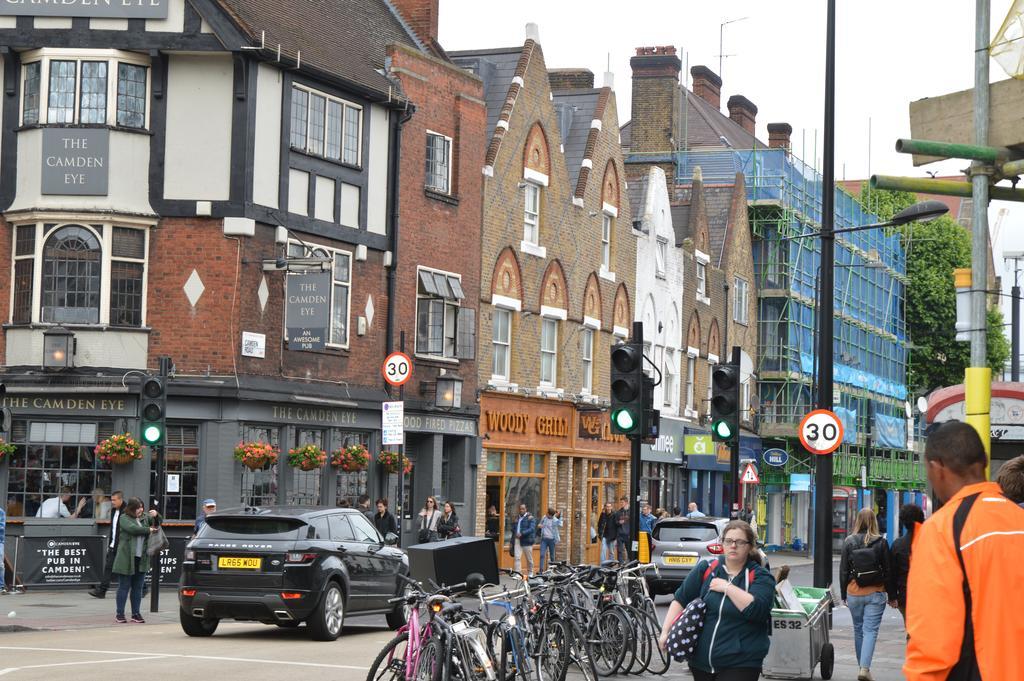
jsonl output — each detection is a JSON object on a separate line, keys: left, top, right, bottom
{"left": 673, "top": 558, "right": 775, "bottom": 673}
{"left": 112, "top": 512, "right": 160, "bottom": 575}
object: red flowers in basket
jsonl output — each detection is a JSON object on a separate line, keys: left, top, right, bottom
{"left": 233, "top": 441, "right": 279, "bottom": 470}
{"left": 288, "top": 444, "right": 327, "bottom": 471}
{"left": 378, "top": 450, "right": 412, "bottom": 475}
{"left": 95, "top": 433, "right": 143, "bottom": 465}
{"left": 332, "top": 444, "right": 370, "bottom": 472}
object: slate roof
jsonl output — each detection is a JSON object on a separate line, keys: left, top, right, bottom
{"left": 627, "top": 173, "right": 649, "bottom": 222}
{"left": 621, "top": 88, "right": 767, "bottom": 152}
{"left": 449, "top": 47, "right": 525, "bottom": 138}
{"left": 552, "top": 88, "right": 601, "bottom": 190}
{"left": 215, "top": 0, "right": 420, "bottom": 101}
{"left": 670, "top": 204, "right": 690, "bottom": 247}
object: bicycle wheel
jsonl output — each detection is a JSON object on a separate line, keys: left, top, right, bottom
{"left": 487, "top": 621, "right": 518, "bottom": 681}
{"left": 636, "top": 607, "right": 670, "bottom": 676}
{"left": 565, "top": 618, "right": 599, "bottom": 681}
{"left": 613, "top": 606, "right": 641, "bottom": 675}
{"left": 366, "top": 631, "right": 410, "bottom": 681}
{"left": 537, "top": 617, "right": 570, "bottom": 681}
{"left": 412, "top": 636, "right": 444, "bottom": 681}
{"left": 588, "top": 607, "right": 629, "bottom": 677}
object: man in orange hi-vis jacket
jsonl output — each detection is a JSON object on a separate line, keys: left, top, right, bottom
{"left": 904, "top": 421, "right": 1024, "bottom": 680}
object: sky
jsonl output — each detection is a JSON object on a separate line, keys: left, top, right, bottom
{"left": 438, "top": 0, "right": 1024, "bottom": 359}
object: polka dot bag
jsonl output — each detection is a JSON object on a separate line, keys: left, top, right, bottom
{"left": 665, "top": 597, "right": 707, "bottom": 662}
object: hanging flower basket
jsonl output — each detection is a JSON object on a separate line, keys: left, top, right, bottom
{"left": 331, "top": 444, "right": 369, "bottom": 472}
{"left": 233, "top": 441, "right": 279, "bottom": 471}
{"left": 0, "top": 437, "right": 15, "bottom": 462}
{"left": 95, "top": 433, "right": 143, "bottom": 465}
{"left": 288, "top": 444, "right": 327, "bottom": 471}
{"left": 378, "top": 450, "right": 412, "bottom": 475}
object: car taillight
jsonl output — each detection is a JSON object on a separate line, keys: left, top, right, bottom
{"left": 180, "top": 588, "right": 196, "bottom": 597}
{"left": 281, "top": 592, "right": 303, "bottom": 600}
{"left": 286, "top": 552, "right": 317, "bottom": 564}
{"left": 707, "top": 542, "right": 724, "bottom": 555}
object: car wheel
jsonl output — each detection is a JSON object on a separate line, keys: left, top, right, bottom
{"left": 179, "top": 607, "right": 219, "bottom": 637}
{"left": 385, "top": 581, "right": 414, "bottom": 630}
{"left": 308, "top": 582, "right": 345, "bottom": 641}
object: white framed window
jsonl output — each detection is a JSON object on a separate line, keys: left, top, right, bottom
{"left": 685, "top": 355, "right": 696, "bottom": 411}
{"left": 581, "top": 327, "right": 594, "bottom": 393}
{"left": 741, "top": 378, "right": 751, "bottom": 418}
{"left": 11, "top": 221, "right": 149, "bottom": 327}
{"left": 601, "top": 214, "right": 612, "bottom": 270}
{"left": 287, "top": 242, "right": 352, "bottom": 347}
{"left": 733, "top": 276, "right": 749, "bottom": 325}
{"left": 696, "top": 261, "right": 707, "bottom": 297}
{"left": 20, "top": 49, "right": 150, "bottom": 129}
{"left": 416, "top": 267, "right": 474, "bottom": 361}
{"left": 707, "top": 363, "right": 714, "bottom": 412}
{"left": 663, "top": 349, "right": 676, "bottom": 408}
{"left": 655, "top": 237, "right": 668, "bottom": 277}
{"left": 290, "top": 85, "right": 362, "bottom": 165}
{"left": 492, "top": 307, "right": 512, "bottom": 381}
{"left": 425, "top": 132, "right": 452, "bottom": 194}
{"left": 523, "top": 183, "right": 540, "bottom": 246}
{"left": 540, "top": 317, "right": 558, "bottom": 386}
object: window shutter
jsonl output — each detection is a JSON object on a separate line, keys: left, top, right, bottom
{"left": 457, "top": 307, "right": 476, "bottom": 360}
{"left": 417, "top": 299, "right": 431, "bottom": 354}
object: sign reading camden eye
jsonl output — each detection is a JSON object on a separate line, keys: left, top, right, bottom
{"left": 286, "top": 271, "right": 331, "bottom": 351}
{"left": 0, "top": 0, "right": 168, "bottom": 19}
{"left": 41, "top": 129, "right": 109, "bottom": 196}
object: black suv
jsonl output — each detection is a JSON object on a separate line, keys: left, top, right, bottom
{"left": 178, "top": 506, "right": 409, "bottom": 641}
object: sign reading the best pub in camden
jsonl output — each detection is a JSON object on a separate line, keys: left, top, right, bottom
{"left": 19, "top": 536, "right": 105, "bottom": 586}
{"left": 0, "top": 0, "right": 168, "bottom": 19}
{"left": 286, "top": 271, "right": 331, "bottom": 351}
{"left": 41, "top": 128, "right": 109, "bottom": 196}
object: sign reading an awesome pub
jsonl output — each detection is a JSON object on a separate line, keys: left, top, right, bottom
{"left": 41, "top": 128, "right": 109, "bottom": 196}
{"left": 19, "top": 536, "right": 105, "bottom": 586}
{"left": 286, "top": 271, "right": 331, "bottom": 351}
{"left": 1, "top": 0, "right": 168, "bottom": 19}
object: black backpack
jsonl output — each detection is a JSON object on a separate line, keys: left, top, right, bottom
{"left": 849, "top": 535, "right": 886, "bottom": 587}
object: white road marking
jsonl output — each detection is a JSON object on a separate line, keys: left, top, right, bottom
{"left": 20, "top": 656, "right": 169, "bottom": 670}
{"left": 0, "top": 647, "right": 370, "bottom": 671}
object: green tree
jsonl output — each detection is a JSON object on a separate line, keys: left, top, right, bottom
{"left": 859, "top": 184, "right": 1009, "bottom": 393}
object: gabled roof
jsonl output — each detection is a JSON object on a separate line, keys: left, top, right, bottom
{"left": 621, "top": 89, "right": 767, "bottom": 153}
{"left": 552, "top": 88, "right": 601, "bottom": 191}
{"left": 215, "top": 0, "right": 420, "bottom": 101}
{"left": 627, "top": 173, "right": 649, "bottom": 223}
{"left": 673, "top": 182, "right": 738, "bottom": 265}
{"left": 670, "top": 204, "right": 690, "bottom": 247}
{"left": 449, "top": 47, "right": 526, "bottom": 139}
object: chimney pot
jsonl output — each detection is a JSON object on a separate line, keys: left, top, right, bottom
{"left": 690, "top": 65, "right": 722, "bottom": 110}
{"left": 391, "top": 0, "right": 439, "bottom": 45}
{"left": 768, "top": 122, "right": 793, "bottom": 151}
{"left": 603, "top": 71, "right": 614, "bottom": 90}
{"left": 726, "top": 94, "right": 758, "bottom": 136}
{"left": 525, "top": 22, "right": 540, "bottom": 43}
{"left": 548, "top": 69, "right": 595, "bottom": 91}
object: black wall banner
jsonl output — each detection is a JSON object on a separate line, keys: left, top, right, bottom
{"left": 144, "top": 536, "right": 188, "bottom": 586}
{"left": 19, "top": 536, "right": 105, "bottom": 586}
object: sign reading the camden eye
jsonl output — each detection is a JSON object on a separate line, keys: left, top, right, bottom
{"left": 41, "top": 128, "right": 109, "bottom": 196}
{"left": 286, "top": 271, "right": 331, "bottom": 351}
{"left": 0, "top": 0, "right": 168, "bottom": 19}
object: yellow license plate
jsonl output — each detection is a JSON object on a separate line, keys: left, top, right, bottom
{"left": 218, "top": 556, "right": 262, "bottom": 570}
{"left": 664, "top": 556, "right": 697, "bottom": 566}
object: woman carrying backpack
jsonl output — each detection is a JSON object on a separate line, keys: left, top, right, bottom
{"left": 840, "top": 508, "right": 897, "bottom": 681}
{"left": 658, "top": 520, "right": 775, "bottom": 680}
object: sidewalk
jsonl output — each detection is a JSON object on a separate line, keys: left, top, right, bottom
{"left": 0, "top": 588, "right": 181, "bottom": 632}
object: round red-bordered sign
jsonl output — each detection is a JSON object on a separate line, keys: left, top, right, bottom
{"left": 798, "top": 409, "right": 844, "bottom": 455}
{"left": 382, "top": 352, "right": 413, "bottom": 387}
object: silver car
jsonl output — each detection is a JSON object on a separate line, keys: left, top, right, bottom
{"left": 646, "top": 516, "right": 768, "bottom": 595}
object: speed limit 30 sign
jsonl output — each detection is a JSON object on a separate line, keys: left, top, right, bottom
{"left": 382, "top": 351, "right": 413, "bottom": 387}
{"left": 798, "top": 409, "right": 844, "bottom": 455}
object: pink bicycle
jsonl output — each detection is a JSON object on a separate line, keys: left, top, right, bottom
{"left": 367, "top": 575, "right": 435, "bottom": 681}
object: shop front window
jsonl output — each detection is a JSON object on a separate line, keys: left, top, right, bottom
{"left": 334, "top": 430, "right": 370, "bottom": 508}
{"left": 150, "top": 425, "right": 199, "bottom": 520}
{"left": 5, "top": 420, "right": 113, "bottom": 518}
{"left": 289, "top": 428, "right": 324, "bottom": 505}
{"left": 240, "top": 424, "right": 279, "bottom": 507}
{"left": 484, "top": 450, "right": 546, "bottom": 554}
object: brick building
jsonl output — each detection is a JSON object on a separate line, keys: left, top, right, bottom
{"left": 451, "top": 24, "right": 636, "bottom": 568}
{"left": 0, "top": 0, "right": 436, "bottom": 563}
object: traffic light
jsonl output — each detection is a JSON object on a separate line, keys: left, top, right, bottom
{"left": 610, "top": 342, "right": 644, "bottom": 435}
{"left": 710, "top": 361, "right": 740, "bottom": 443}
{"left": 139, "top": 375, "right": 167, "bottom": 446}
{"left": 641, "top": 374, "right": 660, "bottom": 442}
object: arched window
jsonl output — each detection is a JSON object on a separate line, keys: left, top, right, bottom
{"left": 42, "top": 225, "right": 101, "bottom": 324}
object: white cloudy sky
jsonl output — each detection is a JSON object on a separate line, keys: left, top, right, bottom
{"left": 439, "top": 0, "right": 1024, "bottom": 361}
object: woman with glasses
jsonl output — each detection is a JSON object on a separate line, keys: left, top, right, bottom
{"left": 658, "top": 520, "right": 775, "bottom": 680}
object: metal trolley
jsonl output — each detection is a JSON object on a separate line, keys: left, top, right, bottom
{"left": 763, "top": 586, "right": 835, "bottom": 680}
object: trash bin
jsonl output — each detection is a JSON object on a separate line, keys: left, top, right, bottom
{"left": 763, "top": 586, "right": 834, "bottom": 680}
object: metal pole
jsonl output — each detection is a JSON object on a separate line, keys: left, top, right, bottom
{"left": 869, "top": 176, "right": 1024, "bottom": 202}
{"left": 398, "top": 331, "right": 406, "bottom": 548}
{"left": 729, "top": 346, "right": 741, "bottom": 520}
{"left": 813, "top": 0, "right": 836, "bottom": 590}
{"left": 1013, "top": 283, "right": 1020, "bottom": 381}
{"left": 629, "top": 321, "right": 644, "bottom": 562}
{"left": 150, "top": 356, "right": 171, "bottom": 613}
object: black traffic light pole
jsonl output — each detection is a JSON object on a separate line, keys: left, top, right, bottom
{"left": 149, "top": 356, "right": 171, "bottom": 613}
{"left": 629, "top": 321, "right": 643, "bottom": 562}
{"left": 729, "top": 346, "right": 741, "bottom": 520}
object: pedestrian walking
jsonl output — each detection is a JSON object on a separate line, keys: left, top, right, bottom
{"left": 89, "top": 490, "right": 125, "bottom": 599}
{"left": 112, "top": 497, "right": 160, "bottom": 624}
{"left": 996, "top": 454, "right": 1024, "bottom": 507}
{"left": 890, "top": 503, "right": 924, "bottom": 628}
{"left": 512, "top": 502, "right": 536, "bottom": 576}
{"left": 357, "top": 494, "right": 374, "bottom": 521}
{"left": 417, "top": 496, "right": 441, "bottom": 544}
{"left": 193, "top": 499, "right": 216, "bottom": 534}
{"left": 538, "top": 507, "right": 562, "bottom": 572}
{"left": 597, "top": 502, "right": 617, "bottom": 563}
{"left": 905, "top": 421, "right": 1024, "bottom": 681}
{"left": 658, "top": 520, "right": 775, "bottom": 681}
{"left": 840, "top": 508, "right": 896, "bottom": 681}
{"left": 373, "top": 498, "right": 398, "bottom": 539}
{"left": 686, "top": 502, "right": 706, "bottom": 518}
{"left": 615, "top": 497, "right": 631, "bottom": 562}
{"left": 438, "top": 501, "right": 462, "bottom": 540}
{"left": 485, "top": 504, "right": 500, "bottom": 541}
{"left": 639, "top": 503, "right": 656, "bottom": 534}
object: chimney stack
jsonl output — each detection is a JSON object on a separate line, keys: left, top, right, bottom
{"left": 629, "top": 46, "right": 682, "bottom": 154}
{"left": 391, "top": 0, "right": 439, "bottom": 45}
{"left": 767, "top": 122, "right": 793, "bottom": 151}
{"left": 727, "top": 95, "right": 757, "bottom": 135}
{"left": 548, "top": 69, "right": 594, "bottom": 91}
{"left": 690, "top": 65, "right": 722, "bottom": 110}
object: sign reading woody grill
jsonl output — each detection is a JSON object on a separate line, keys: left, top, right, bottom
{"left": 0, "top": 0, "right": 168, "bottom": 19}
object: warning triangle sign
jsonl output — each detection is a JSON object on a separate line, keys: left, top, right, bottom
{"left": 741, "top": 462, "right": 759, "bottom": 484}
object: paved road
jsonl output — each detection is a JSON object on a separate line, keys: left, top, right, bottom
{"left": 0, "top": 556, "right": 908, "bottom": 680}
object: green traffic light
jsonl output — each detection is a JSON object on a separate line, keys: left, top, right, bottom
{"left": 142, "top": 424, "right": 163, "bottom": 444}
{"left": 711, "top": 419, "right": 734, "bottom": 440}
{"left": 612, "top": 409, "right": 637, "bottom": 432}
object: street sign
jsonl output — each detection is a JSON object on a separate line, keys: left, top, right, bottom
{"left": 684, "top": 434, "right": 712, "bottom": 456}
{"left": 382, "top": 352, "right": 413, "bottom": 387}
{"left": 798, "top": 409, "right": 844, "bottom": 455}
{"left": 382, "top": 401, "right": 404, "bottom": 445}
{"left": 741, "top": 462, "right": 759, "bottom": 484}
{"left": 763, "top": 448, "right": 789, "bottom": 467}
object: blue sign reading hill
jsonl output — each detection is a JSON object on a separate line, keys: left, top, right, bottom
{"left": 763, "top": 448, "right": 789, "bottom": 467}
